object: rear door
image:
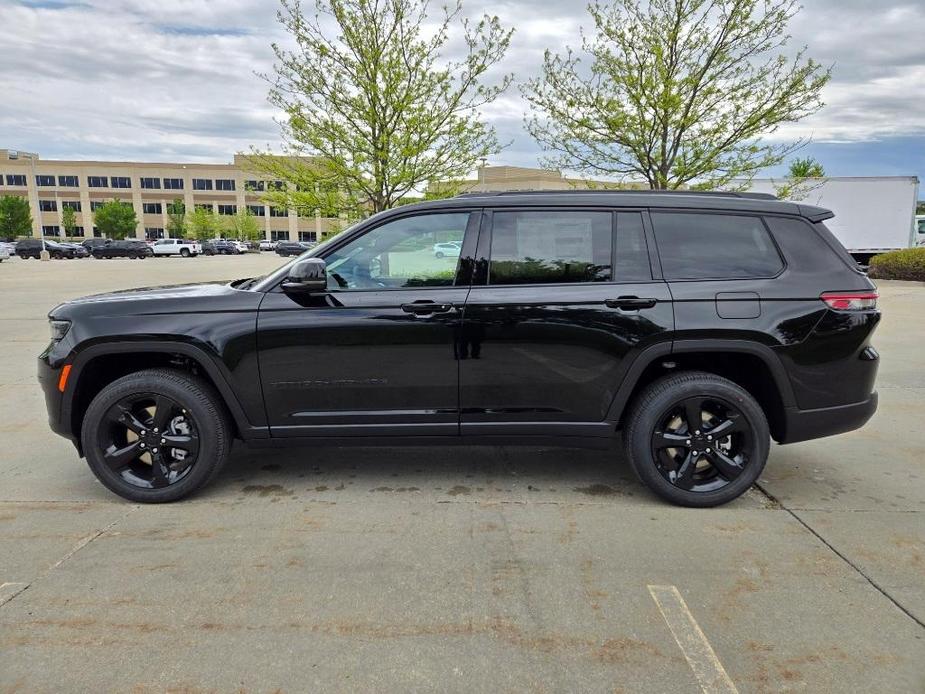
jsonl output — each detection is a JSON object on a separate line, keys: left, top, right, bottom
{"left": 459, "top": 208, "right": 673, "bottom": 436}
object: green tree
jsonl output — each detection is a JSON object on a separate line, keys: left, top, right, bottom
{"left": 523, "top": 0, "right": 831, "bottom": 190}
{"left": 94, "top": 200, "right": 138, "bottom": 239}
{"left": 245, "top": 0, "right": 514, "bottom": 214}
{"left": 188, "top": 207, "right": 222, "bottom": 242}
{"left": 166, "top": 198, "right": 187, "bottom": 238}
{"left": 224, "top": 210, "right": 262, "bottom": 242}
{"left": 61, "top": 206, "right": 78, "bottom": 237}
{"left": 0, "top": 195, "right": 33, "bottom": 239}
{"left": 775, "top": 156, "right": 826, "bottom": 200}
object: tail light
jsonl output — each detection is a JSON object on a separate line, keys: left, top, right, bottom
{"left": 820, "top": 291, "right": 878, "bottom": 311}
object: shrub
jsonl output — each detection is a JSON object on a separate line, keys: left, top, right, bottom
{"left": 868, "top": 247, "right": 925, "bottom": 282}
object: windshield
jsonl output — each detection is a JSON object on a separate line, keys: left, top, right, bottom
{"left": 250, "top": 219, "right": 366, "bottom": 292}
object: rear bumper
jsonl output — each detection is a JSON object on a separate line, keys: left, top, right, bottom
{"left": 779, "top": 392, "right": 878, "bottom": 444}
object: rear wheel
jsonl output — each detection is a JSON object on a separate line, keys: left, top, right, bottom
{"left": 81, "top": 369, "right": 231, "bottom": 503}
{"left": 623, "top": 371, "right": 769, "bottom": 507}
{"left": 180, "top": 248, "right": 191, "bottom": 257}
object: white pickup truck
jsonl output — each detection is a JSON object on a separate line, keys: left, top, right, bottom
{"left": 151, "top": 239, "right": 202, "bottom": 257}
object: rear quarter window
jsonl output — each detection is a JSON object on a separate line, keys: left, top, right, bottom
{"left": 651, "top": 212, "right": 784, "bottom": 280}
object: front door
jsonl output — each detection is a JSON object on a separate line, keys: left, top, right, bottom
{"left": 459, "top": 208, "right": 673, "bottom": 436}
{"left": 257, "top": 210, "right": 479, "bottom": 437}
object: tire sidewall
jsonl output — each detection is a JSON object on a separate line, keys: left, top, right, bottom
{"left": 626, "top": 375, "right": 770, "bottom": 507}
{"left": 81, "top": 371, "right": 226, "bottom": 502}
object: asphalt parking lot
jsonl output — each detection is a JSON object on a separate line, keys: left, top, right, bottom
{"left": 0, "top": 255, "right": 923, "bottom": 693}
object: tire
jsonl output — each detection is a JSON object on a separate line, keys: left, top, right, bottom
{"left": 51, "top": 252, "right": 62, "bottom": 259}
{"left": 81, "top": 368, "right": 232, "bottom": 503}
{"left": 435, "top": 252, "right": 444, "bottom": 259}
{"left": 623, "top": 371, "right": 769, "bottom": 507}
{"left": 180, "top": 248, "right": 191, "bottom": 257}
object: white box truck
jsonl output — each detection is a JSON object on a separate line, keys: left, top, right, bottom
{"left": 743, "top": 176, "right": 922, "bottom": 265}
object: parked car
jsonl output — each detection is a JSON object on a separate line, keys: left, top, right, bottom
{"left": 81, "top": 238, "right": 109, "bottom": 252}
{"left": 38, "top": 190, "right": 881, "bottom": 506}
{"left": 91, "top": 239, "right": 152, "bottom": 259}
{"left": 151, "top": 238, "right": 201, "bottom": 257}
{"left": 231, "top": 240, "right": 250, "bottom": 254}
{"left": 275, "top": 240, "right": 314, "bottom": 257}
{"left": 433, "top": 241, "right": 461, "bottom": 258}
{"left": 259, "top": 240, "right": 277, "bottom": 251}
{"left": 16, "top": 239, "right": 80, "bottom": 259}
{"left": 0, "top": 241, "right": 16, "bottom": 258}
{"left": 0, "top": 245, "right": 9, "bottom": 262}
{"left": 60, "top": 242, "right": 90, "bottom": 258}
{"left": 202, "top": 240, "right": 240, "bottom": 256}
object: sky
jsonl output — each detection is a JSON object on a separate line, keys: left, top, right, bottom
{"left": 2, "top": 0, "right": 925, "bottom": 186}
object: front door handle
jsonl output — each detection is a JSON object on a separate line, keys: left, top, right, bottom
{"left": 401, "top": 301, "right": 455, "bottom": 315}
{"left": 605, "top": 296, "right": 658, "bottom": 310}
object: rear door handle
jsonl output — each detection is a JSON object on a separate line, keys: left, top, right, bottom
{"left": 401, "top": 301, "right": 455, "bottom": 315}
{"left": 605, "top": 296, "right": 658, "bottom": 310}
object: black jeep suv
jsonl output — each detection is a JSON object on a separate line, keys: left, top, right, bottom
{"left": 37, "top": 191, "right": 880, "bottom": 506}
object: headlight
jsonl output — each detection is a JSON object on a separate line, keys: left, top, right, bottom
{"left": 49, "top": 319, "right": 71, "bottom": 341}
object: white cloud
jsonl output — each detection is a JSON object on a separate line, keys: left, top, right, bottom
{"left": 1, "top": 0, "right": 923, "bottom": 168}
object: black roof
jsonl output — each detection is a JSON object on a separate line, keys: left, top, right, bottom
{"left": 404, "top": 189, "right": 834, "bottom": 222}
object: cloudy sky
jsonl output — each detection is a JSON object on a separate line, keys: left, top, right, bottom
{"left": 2, "top": 0, "right": 924, "bottom": 184}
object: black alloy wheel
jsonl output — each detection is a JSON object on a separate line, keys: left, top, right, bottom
{"left": 624, "top": 371, "right": 769, "bottom": 507}
{"left": 82, "top": 369, "right": 231, "bottom": 502}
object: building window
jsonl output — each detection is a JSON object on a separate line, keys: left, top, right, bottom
{"left": 93, "top": 226, "right": 103, "bottom": 238}
{"left": 245, "top": 180, "right": 265, "bottom": 192}
{"left": 145, "top": 227, "right": 165, "bottom": 239}
{"left": 36, "top": 175, "right": 55, "bottom": 187}
{"left": 271, "top": 230, "right": 290, "bottom": 241}
{"left": 88, "top": 175, "right": 109, "bottom": 188}
{"left": 269, "top": 206, "right": 288, "bottom": 217}
{"left": 62, "top": 200, "right": 81, "bottom": 211}
{"left": 66, "top": 226, "right": 84, "bottom": 237}
{"left": 247, "top": 204, "right": 265, "bottom": 217}
{"left": 90, "top": 201, "right": 104, "bottom": 211}
{"left": 111, "top": 176, "right": 131, "bottom": 188}
{"left": 5, "top": 174, "right": 27, "bottom": 186}
{"left": 58, "top": 175, "right": 78, "bottom": 187}
{"left": 163, "top": 178, "right": 184, "bottom": 190}
{"left": 195, "top": 203, "right": 213, "bottom": 212}
{"left": 217, "top": 204, "right": 237, "bottom": 215}
{"left": 267, "top": 180, "right": 285, "bottom": 191}
{"left": 215, "top": 179, "right": 235, "bottom": 191}
{"left": 142, "top": 202, "right": 163, "bottom": 215}
{"left": 140, "top": 177, "right": 161, "bottom": 189}
{"left": 192, "top": 178, "right": 213, "bottom": 190}
{"left": 42, "top": 225, "right": 60, "bottom": 236}
{"left": 298, "top": 231, "right": 317, "bottom": 242}
{"left": 39, "top": 199, "right": 58, "bottom": 212}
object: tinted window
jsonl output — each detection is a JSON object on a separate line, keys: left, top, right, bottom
{"left": 111, "top": 176, "right": 131, "bottom": 188}
{"left": 324, "top": 212, "right": 470, "bottom": 289}
{"left": 58, "top": 175, "right": 78, "bottom": 187}
{"left": 652, "top": 213, "right": 783, "bottom": 280}
{"left": 615, "top": 212, "right": 652, "bottom": 281}
{"left": 192, "top": 178, "right": 213, "bottom": 190}
{"left": 489, "top": 210, "right": 611, "bottom": 285}
{"left": 88, "top": 176, "right": 108, "bottom": 188}
{"left": 36, "top": 175, "right": 55, "bottom": 186}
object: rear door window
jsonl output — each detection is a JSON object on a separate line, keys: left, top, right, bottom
{"left": 651, "top": 212, "right": 784, "bottom": 280}
{"left": 488, "top": 210, "right": 612, "bottom": 285}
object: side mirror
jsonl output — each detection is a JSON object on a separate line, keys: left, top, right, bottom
{"left": 282, "top": 257, "right": 327, "bottom": 293}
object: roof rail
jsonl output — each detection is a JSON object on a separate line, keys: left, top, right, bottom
{"left": 454, "top": 189, "right": 779, "bottom": 201}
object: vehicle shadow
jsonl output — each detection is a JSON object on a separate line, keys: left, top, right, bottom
{"left": 203, "top": 442, "right": 653, "bottom": 504}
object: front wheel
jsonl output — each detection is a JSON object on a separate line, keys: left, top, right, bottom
{"left": 623, "top": 371, "right": 769, "bottom": 507}
{"left": 81, "top": 369, "right": 232, "bottom": 502}
{"left": 180, "top": 248, "right": 190, "bottom": 257}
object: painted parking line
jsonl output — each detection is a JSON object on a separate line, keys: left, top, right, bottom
{"left": 648, "top": 585, "right": 738, "bottom": 694}
{"left": 0, "top": 582, "right": 29, "bottom": 607}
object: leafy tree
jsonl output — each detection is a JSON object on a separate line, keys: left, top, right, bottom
{"left": 166, "top": 198, "right": 187, "bottom": 238}
{"left": 94, "top": 200, "right": 138, "bottom": 239}
{"left": 523, "top": 0, "right": 831, "bottom": 190}
{"left": 0, "top": 195, "right": 33, "bottom": 239}
{"left": 245, "top": 0, "right": 514, "bottom": 214}
{"left": 775, "top": 156, "right": 826, "bottom": 200}
{"left": 188, "top": 207, "right": 222, "bottom": 241}
{"left": 61, "top": 206, "right": 78, "bottom": 237}
{"left": 224, "top": 210, "right": 262, "bottom": 242}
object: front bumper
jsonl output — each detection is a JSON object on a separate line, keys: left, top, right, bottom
{"left": 37, "top": 351, "right": 73, "bottom": 442}
{"left": 779, "top": 392, "right": 878, "bottom": 444}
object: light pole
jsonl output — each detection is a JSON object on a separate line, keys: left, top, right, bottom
{"left": 23, "top": 152, "right": 48, "bottom": 259}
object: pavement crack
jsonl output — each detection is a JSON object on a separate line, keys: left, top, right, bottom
{"left": 0, "top": 504, "right": 138, "bottom": 609}
{"left": 755, "top": 482, "right": 925, "bottom": 631}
